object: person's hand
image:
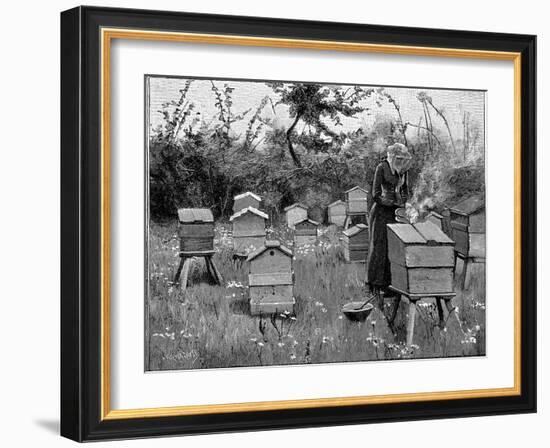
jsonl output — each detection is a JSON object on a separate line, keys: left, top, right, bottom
{"left": 394, "top": 192, "right": 405, "bottom": 207}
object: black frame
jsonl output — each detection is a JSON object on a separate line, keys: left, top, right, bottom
{"left": 61, "top": 6, "right": 537, "bottom": 442}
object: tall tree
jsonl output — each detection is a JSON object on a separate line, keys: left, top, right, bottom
{"left": 267, "top": 82, "right": 374, "bottom": 167}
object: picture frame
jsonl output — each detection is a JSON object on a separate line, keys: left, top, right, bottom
{"left": 60, "top": 5, "right": 536, "bottom": 442}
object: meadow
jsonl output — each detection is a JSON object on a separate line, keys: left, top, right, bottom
{"left": 147, "top": 222, "right": 486, "bottom": 371}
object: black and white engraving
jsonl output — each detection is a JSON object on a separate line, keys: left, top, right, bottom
{"left": 145, "top": 76, "right": 486, "bottom": 371}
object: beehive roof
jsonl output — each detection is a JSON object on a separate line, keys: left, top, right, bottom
{"left": 328, "top": 199, "right": 345, "bottom": 207}
{"left": 233, "top": 191, "right": 261, "bottom": 202}
{"left": 388, "top": 221, "right": 453, "bottom": 244}
{"left": 284, "top": 203, "right": 307, "bottom": 212}
{"left": 294, "top": 217, "right": 320, "bottom": 227}
{"left": 229, "top": 206, "right": 268, "bottom": 221}
{"left": 177, "top": 208, "right": 214, "bottom": 223}
{"left": 427, "top": 211, "right": 443, "bottom": 219}
{"left": 450, "top": 195, "right": 485, "bottom": 216}
{"left": 246, "top": 240, "right": 293, "bottom": 261}
{"left": 345, "top": 186, "right": 368, "bottom": 194}
{"left": 343, "top": 223, "right": 368, "bottom": 237}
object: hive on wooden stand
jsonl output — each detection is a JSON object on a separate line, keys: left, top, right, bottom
{"left": 449, "top": 195, "right": 485, "bottom": 289}
{"left": 247, "top": 241, "right": 294, "bottom": 315}
{"left": 426, "top": 211, "right": 444, "bottom": 229}
{"left": 387, "top": 220, "right": 455, "bottom": 296}
{"left": 294, "top": 218, "right": 319, "bottom": 246}
{"left": 177, "top": 208, "right": 214, "bottom": 253}
{"left": 425, "top": 210, "right": 453, "bottom": 237}
{"left": 232, "top": 191, "right": 261, "bottom": 214}
{"left": 387, "top": 220, "right": 456, "bottom": 346}
{"left": 174, "top": 208, "right": 222, "bottom": 291}
{"left": 342, "top": 223, "right": 369, "bottom": 262}
{"left": 284, "top": 203, "right": 308, "bottom": 229}
{"left": 449, "top": 195, "right": 485, "bottom": 259}
{"left": 230, "top": 206, "right": 268, "bottom": 255}
{"left": 344, "top": 186, "right": 369, "bottom": 229}
{"left": 327, "top": 199, "right": 346, "bottom": 227}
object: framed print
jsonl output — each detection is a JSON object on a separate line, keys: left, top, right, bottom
{"left": 60, "top": 6, "right": 537, "bottom": 442}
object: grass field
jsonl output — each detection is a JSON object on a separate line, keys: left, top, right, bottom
{"left": 147, "top": 222, "right": 486, "bottom": 371}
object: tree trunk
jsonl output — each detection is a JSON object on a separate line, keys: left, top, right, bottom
{"left": 286, "top": 114, "right": 302, "bottom": 167}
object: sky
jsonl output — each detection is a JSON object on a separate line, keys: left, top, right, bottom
{"left": 147, "top": 76, "right": 485, "bottom": 147}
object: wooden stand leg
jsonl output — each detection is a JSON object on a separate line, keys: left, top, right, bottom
{"left": 444, "top": 298, "right": 455, "bottom": 315}
{"left": 406, "top": 300, "right": 417, "bottom": 346}
{"left": 462, "top": 258, "right": 471, "bottom": 290}
{"left": 453, "top": 252, "right": 459, "bottom": 282}
{"left": 173, "top": 256, "right": 185, "bottom": 284}
{"left": 179, "top": 258, "right": 192, "bottom": 292}
{"left": 204, "top": 257, "right": 215, "bottom": 283}
{"left": 206, "top": 256, "right": 223, "bottom": 285}
{"left": 388, "top": 295, "right": 401, "bottom": 326}
{"left": 436, "top": 297, "right": 445, "bottom": 328}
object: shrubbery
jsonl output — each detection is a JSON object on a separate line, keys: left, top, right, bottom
{"left": 149, "top": 82, "right": 484, "bottom": 222}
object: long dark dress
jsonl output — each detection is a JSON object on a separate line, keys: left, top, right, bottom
{"left": 366, "top": 160, "right": 409, "bottom": 288}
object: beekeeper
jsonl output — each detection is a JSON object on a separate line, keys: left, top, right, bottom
{"left": 365, "top": 142, "right": 412, "bottom": 307}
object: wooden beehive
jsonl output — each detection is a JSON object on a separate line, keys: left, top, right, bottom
{"left": 284, "top": 203, "right": 308, "bottom": 229}
{"left": 232, "top": 191, "right": 261, "bottom": 214}
{"left": 294, "top": 218, "right": 319, "bottom": 246}
{"left": 229, "top": 206, "right": 268, "bottom": 254}
{"left": 426, "top": 211, "right": 444, "bottom": 229}
{"left": 342, "top": 223, "right": 369, "bottom": 262}
{"left": 247, "top": 241, "right": 294, "bottom": 315}
{"left": 328, "top": 199, "right": 346, "bottom": 227}
{"left": 387, "top": 221, "right": 455, "bottom": 295}
{"left": 345, "top": 186, "right": 369, "bottom": 215}
{"left": 449, "top": 196, "right": 485, "bottom": 258}
{"left": 177, "top": 208, "right": 215, "bottom": 253}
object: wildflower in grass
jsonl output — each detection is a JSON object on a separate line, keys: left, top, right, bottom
{"left": 257, "top": 342, "right": 264, "bottom": 347}
{"left": 475, "top": 325, "right": 481, "bottom": 331}
{"left": 321, "top": 307, "right": 327, "bottom": 313}
{"left": 290, "top": 316, "right": 297, "bottom": 321}
{"left": 249, "top": 337, "right": 257, "bottom": 342}
{"left": 473, "top": 301, "right": 486, "bottom": 310}
{"left": 277, "top": 342, "right": 285, "bottom": 347}
{"left": 461, "top": 336, "right": 477, "bottom": 344}
{"left": 338, "top": 315, "right": 343, "bottom": 320}
{"left": 290, "top": 354, "right": 297, "bottom": 360}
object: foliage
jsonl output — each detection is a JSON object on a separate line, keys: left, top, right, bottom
{"left": 149, "top": 81, "right": 485, "bottom": 222}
